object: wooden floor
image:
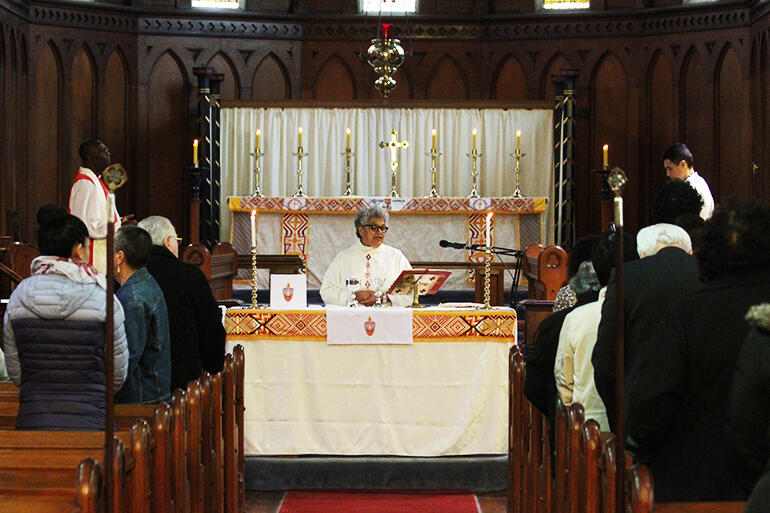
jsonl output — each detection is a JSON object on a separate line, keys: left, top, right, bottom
{"left": 245, "top": 491, "right": 508, "bottom": 513}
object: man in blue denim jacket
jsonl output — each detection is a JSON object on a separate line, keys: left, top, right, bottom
{"left": 114, "top": 225, "right": 171, "bottom": 404}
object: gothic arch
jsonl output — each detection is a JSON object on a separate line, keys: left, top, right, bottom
{"left": 251, "top": 52, "right": 290, "bottom": 100}
{"left": 207, "top": 51, "right": 240, "bottom": 101}
{"left": 539, "top": 52, "right": 570, "bottom": 101}
{"left": 311, "top": 53, "right": 356, "bottom": 100}
{"left": 492, "top": 54, "right": 527, "bottom": 101}
{"left": 425, "top": 54, "right": 469, "bottom": 100}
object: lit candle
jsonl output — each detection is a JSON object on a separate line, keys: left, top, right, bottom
{"left": 250, "top": 209, "right": 257, "bottom": 248}
{"left": 603, "top": 144, "right": 609, "bottom": 168}
{"left": 255, "top": 129, "right": 261, "bottom": 151}
{"left": 298, "top": 126, "right": 303, "bottom": 148}
{"left": 193, "top": 139, "right": 199, "bottom": 167}
{"left": 486, "top": 212, "right": 493, "bottom": 247}
{"left": 516, "top": 130, "right": 521, "bottom": 152}
{"left": 472, "top": 129, "right": 477, "bottom": 151}
{"left": 432, "top": 129, "right": 437, "bottom": 150}
{"left": 346, "top": 128, "right": 351, "bottom": 150}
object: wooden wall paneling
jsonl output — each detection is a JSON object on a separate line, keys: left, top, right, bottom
{"left": 384, "top": 66, "right": 412, "bottom": 102}
{"left": 251, "top": 52, "right": 291, "bottom": 100}
{"left": 70, "top": 46, "right": 96, "bottom": 188}
{"left": 147, "top": 51, "right": 187, "bottom": 240}
{"left": 647, "top": 49, "right": 675, "bottom": 216}
{"left": 28, "top": 42, "right": 61, "bottom": 241}
{"left": 716, "top": 44, "right": 750, "bottom": 199}
{"left": 681, "top": 46, "right": 715, "bottom": 202}
{"left": 760, "top": 32, "right": 768, "bottom": 202}
{"left": 104, "top": 48, "right": 129, "bottom": 215}
{"left": 540, "top": 53, "right": 571, "bottom": 102}
{"left": 592, "top": 53, "right": 633, "bottom": 230}
{"left": 0, "top": 25, "right": 7, "bottom": 237}
{"left": 207, "top": 52, "right": 240, "bottom": 101}
{"left": 493, "top": 55, "right": 528, "bottom": 101}
{"left": 426, "top": 54, "right": 469, "bottom": 100}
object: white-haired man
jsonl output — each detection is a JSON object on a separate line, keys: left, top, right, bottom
{"left": 592, "top": 223, "right": 698, "bottom": 430}
{"left": 137, "top": 216, "right": 225, "bottom": 391}
{"left": 320, "top": 205, "right": 412, "bottom": 307}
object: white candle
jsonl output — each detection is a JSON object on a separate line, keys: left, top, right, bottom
{"left": 250, "top": 209, "right": 257, "bottom": 248}
{"left": 516, "top": 130, "right": 521, "bottom": 152}
{"left": 472, "top": 129, "right": 477, "bottom": 151}
{"left": 255, "top": 129, "right": 261, "bottom": 152}
{"left": 432, "top": 129, "right": 437, "bottom": 150}
{"left": 346, "top": 128, "right": 351, "bottom": 149}
{"left": 486, "top": 212, "right": 493, "bottom": 247}
{"left": 298, "top": 126, "right": 303, "bottom": 148}
{"left": 193, "top": 139, "right": 199, "bottom": 167}
{"left": 603, "top": 144, "right": 609, "bottom": 168}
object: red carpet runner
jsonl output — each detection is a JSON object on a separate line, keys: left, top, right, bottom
{"left": 278, "top": 490, "right": 479, "bottom": 513}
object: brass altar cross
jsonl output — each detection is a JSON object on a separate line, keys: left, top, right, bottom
{"left": 378, "top": 129, "right": 409, "bottom": 198}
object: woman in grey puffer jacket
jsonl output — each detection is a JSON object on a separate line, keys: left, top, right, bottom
{"left": 2, "top": 205, "right": 128, "bottom": 430}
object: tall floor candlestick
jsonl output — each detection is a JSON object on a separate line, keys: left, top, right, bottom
{"left": 425, "top": 144, "right": 442, "bottom": 198}
{"left": 467, "top": 148, "right": 482, "bottom": 198}
{"left": 292, "top": 144, "right": 309, "bottom": 197}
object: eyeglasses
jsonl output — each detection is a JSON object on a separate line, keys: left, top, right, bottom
{"left": 364, "top": 224, "right": 389, "bottom": 233}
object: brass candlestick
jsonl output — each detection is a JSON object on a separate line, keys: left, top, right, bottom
{"left": 292, "top": 146, "right": 308, "bottom": 197}
{"left": 250, "top": 147, "right": 264, "bottom": 198}
{"left": 341, "top": 147, "right": 355, "bottom": 196}
{"left": 425, "top": 147, "right": 442, "bottom": 198}
{"left": 510, "top": 147, "right": 526, "bottom": 198}
{"left": 467, "top": 149, "right": 482, "bottom": 198}
{"left": 251, "top": 246, "right": 258, "bottom": 308}
{"left": 483, "top": 247, "right": 492, "bottom": 309}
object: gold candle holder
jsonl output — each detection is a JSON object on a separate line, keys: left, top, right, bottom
{"left": 341, "top": 147, "right": 355, "bottom": 196}
{"left": 467, "top": 149, "right": 482, "bottom": 198}
{"left": 291, "top": 146, "right": 308, "bottom": 197}
{"left": 425, "top": 147, "right": 442, "bottom": 198}
{"left": 483, "top": 248, "right": 492, "bottom": 309}
{"left": 250, "top": 246, "right": 259, "bottom": 308}
{"left": 510, "top": 147, "right": 526, "bottom": 198}
{"left": 250, "top": 147, "right": 265, "bottom": 198}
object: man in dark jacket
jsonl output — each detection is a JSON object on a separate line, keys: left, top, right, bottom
{"left": 137, "top": 216, "right": 226, "bottom": 391}
{"left": 592, "top": 223, "right": 699, "bottom": 431}
{"left": 625, "top": 197, "right": 770, "bottom": 502}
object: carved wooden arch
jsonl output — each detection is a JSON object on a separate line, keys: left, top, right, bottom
{"left": 206, "top": 50, "right": 241, "bottom": 100}
{"left": 309, "top": 53, "right": 357, "bottom": 99}
{"left": 538, "top": 52, "right": 571, "bottom": 101}
{"left": 424, "top": 53, "right": 470, "bottom": 99}
{"left": 144, "top": 45, "right": 195, "bottom": 86}
{"left": 251, "top": 51, "right": 291, "bottom": 99}
{"left": 490, "top": 53, "right": 528, "bottom": 100}
{"left": 715, "top": 40, "right": 750, "bottom": 81}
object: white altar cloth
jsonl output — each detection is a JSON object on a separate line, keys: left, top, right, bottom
{"left": 225, "top": 306, "right": 517, "bottom": 456}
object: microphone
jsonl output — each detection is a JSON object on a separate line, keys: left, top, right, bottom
{"left": 439, "top": 240, "right": 482, "bottom": 250}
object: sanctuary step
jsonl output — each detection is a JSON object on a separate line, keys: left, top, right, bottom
{"left": 245, "top": 455, "right": 507, "bottom": 493}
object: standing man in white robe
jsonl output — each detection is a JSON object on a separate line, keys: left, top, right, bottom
{"left": 321, "top": 205, "right": 412, "bottom": 307}
{"left": 68, "top": 139, "right": 122, "bottom": 274}
{"left": 662, "top": 143, "right": 715, "bottom": 220}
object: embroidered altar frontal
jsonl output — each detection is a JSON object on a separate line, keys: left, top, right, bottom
{"left": 226, "top": 306, "right": 517, "bottom": 456}
{"left": 228, "top": 196, "right": 547, "bottom": 289}
{"left": 225, "top": 307, "right": 518, "bottom": 342}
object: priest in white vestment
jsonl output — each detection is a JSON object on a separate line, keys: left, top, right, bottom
{"left": 68, "top": 139, "right": 121, "bottom": 274}
{"left": 320, "top": 205, "right": 412, "bottom": 307}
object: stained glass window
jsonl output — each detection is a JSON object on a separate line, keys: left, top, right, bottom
{"left": 192, "top": 0, "right": 241, "bottom": 9}
{"left": 542, "top": 0, "right": 589, "bottom": 9}
{"left": 361, "top": 0, "right": 417, "bottom": 13}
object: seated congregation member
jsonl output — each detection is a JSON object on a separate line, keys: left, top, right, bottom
{"left": 3, "top": 205, "right": 128, "bottom": 430}
{"left": 320, "top": 205, "right": 412, "bottom": 307}
{"left": 673, "top": 213, "right": 705, "bottom": 249}
{"left": 592, "top": 223, "right": 697, "bottom": 431}
{"left": 524, "top": 235, "right": 601, "bottom": 425}
{"left": 626, "top": 196, "right": 770, "bottom": 502}
{"left": 552, "top": 234, "right": 599, "bottom": 312}
{"left": 114, "top": 226, "right": 171, "bottom": 404}
{"left": 727, "top": 303, "right": 770, "bottom": 495}
{"left": 137, "top": 216, "right": 225, "bottom": 391}
{"left": 650, "top": 178, "right": 703, "bottom": 225}
{"left": 554, "top": 230, "right": 637, "bottom": 431}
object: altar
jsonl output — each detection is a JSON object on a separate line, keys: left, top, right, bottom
{"left": 225, "top": 306, "right": 517, "bottom": 456}
{"left": 228, "top": 196, "right": 547, "bottom": 290}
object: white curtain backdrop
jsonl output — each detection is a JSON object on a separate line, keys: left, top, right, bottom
{"left": 220, "top": 107, "right": 554, "bottom": 240}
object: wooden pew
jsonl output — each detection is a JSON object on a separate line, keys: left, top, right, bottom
{"left": 519, "top": 243, "right": 568, "bottom": 349}
{"left": 182, "top": 242, "right": 238, "bottom": 300}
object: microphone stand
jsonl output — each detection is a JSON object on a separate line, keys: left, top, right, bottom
{"left": 442, "top": 243, "right": 525, "bottom": 308}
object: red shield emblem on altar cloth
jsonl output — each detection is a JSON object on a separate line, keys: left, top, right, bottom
{"left": 364, "top": 316, "right": 376, "bottom": 336}
{"left": 283, "top": 283, "right": 294, "bottom": 301}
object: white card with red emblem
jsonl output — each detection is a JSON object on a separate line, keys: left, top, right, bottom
{"left": 270, "top": 274, "right": 307, "bottom": 309}
{"left": 326, "top": 306, "right": 413, "bottom": 345}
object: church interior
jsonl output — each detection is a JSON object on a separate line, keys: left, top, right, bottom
{"left": 1, "top": 0, "right": 770, "bottom": 511}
